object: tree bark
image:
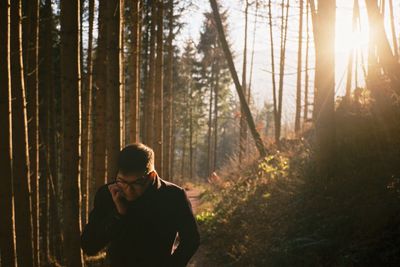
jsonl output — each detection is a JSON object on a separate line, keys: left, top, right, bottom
{"left": 39, "top": 0, "right": 57, "bottom": 262}
{"left": 82, "top": 0, "right": 95, "bottom": 226}
{"left": 93, "top": 0, "right": 107, "bottom": 191}
{"left": 106, "top": 0, "right": 122, "bottom": 180}
{"left": 60, "top": 0, "right": 84, "bottom": 265}
{"left": 120, "top": 0, "right": 126, "bottom": 148}
{"left": 154, "top": 0, "right": 164, "bottom": 176}
{"left": 23, "top": 0, "right": 40, "bottom": 265}
{"left": 164, "top": 0, "right": 174, "bottom": 180}
{"left": 130, "top": 0, "right": 141, "bottom": 144}
{"left": 209, "top": 0, "right": 267, "bottom": 157}
{"left": 145, "top": 0, "right": 157, "bottom": 146}
{"left": 313, "top": 0, "right": 336, "bottom": 178}
{"left": 0, "top": 1, "right": 17, "bottom": 265}
{"left": 10, "top": 1, "right": 35, "bottom": 266}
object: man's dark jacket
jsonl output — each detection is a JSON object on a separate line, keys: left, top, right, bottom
{"left": 81, "top": 175, "right": 200, "bottom": 267}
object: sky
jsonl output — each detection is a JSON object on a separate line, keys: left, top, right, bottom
{"left": 178, "top": 0, "right": 400, "bottom": 130}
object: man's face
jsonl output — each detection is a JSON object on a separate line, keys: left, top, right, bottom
{"left": 114, "top": 171, "right": 150, "bottom": 200}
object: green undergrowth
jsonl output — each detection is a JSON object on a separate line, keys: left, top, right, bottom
{"left": 197, "top": 90, "right": 400, "bottom": 266}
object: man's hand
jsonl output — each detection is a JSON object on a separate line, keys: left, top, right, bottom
{"left": 108, "top": 184, "right": 127, "bottom": 215}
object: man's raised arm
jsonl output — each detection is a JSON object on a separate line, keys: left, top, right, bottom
{"left": 81, "top": 185, "right": 126, "bottom": 255}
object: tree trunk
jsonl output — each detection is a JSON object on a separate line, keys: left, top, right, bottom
{"left": 268, "top": 0, "right": 279, "bottom": 143}
{"left": 246, "top": 3, "right": 257, "bottom": 146}
{"left": 141, "top": 6, "right": 150, "bottom": 142}
{"left": 82, "top": 0, "right": 95, "bottom": 226}
{"left": 60, "top": 0, "right": 84, "bottom": 265}
{"left": 39, "top": 0, "right": 57, "bottom": 262}
{"left": 189, "top": 83, "right": 193, "bottom": 180}
{"left": 239, "top": 0, "right": 249, "bottom": 162}
{"left": 10, "top": 1, "right": 35, "bottom": 266}
{"left": 248, "top": 1, "right": 259, "bottom": 103}
{"left": 145, "top": 0, "right": 157, "bottom": 146}
{"left": 365, "top": 0, "right": 400, "bottom": 90}
{"left": 164, "top": 0, "right": 174, "bottom": 180}
{"left": 388, "top": 0, "right": 398, "bottom": 59}
{"left": 213, "top": 66, "right": 219, "bottom": 171}
{"left": 23, "top": 0, "right": 40, "bottom": 265}
{"left": 209, "top": 0, "right": 267, "bottom": 157}
{"left": 80, "top": 0, "right": 88, "bottom": 224}
{"left": 303, "top": 0, "right": 310, "bottom": 124}
{"left": 207, "top": 74, "right": 214, "bottom": 175}
{"left": 277, "top": 0, "right": 290, "bottom": 141}
{"left": 154, "top": 0, "right": 163, "bottom": 176}
{"left": 345, "top": 0, "right": 359, "bottom": 100}
{"left": 0, "top": 1, "right": 17, "bottom": 265}
{"left": 120, "top": 0, "right": 126, "bottom": 149}
{"left": 93, "top": 0, "right": 107, "bottom": 191}
{"left": 106, "top": 0, "right": 122, "bottom": 180}
{"left": 313, "top": 0, "right": 336, "bottom": 178}
{"left": 130, "top": 0, "right": 141, "bottom": 144}
{"left": 295, "top": 0, "right": 304, "bottom": 134}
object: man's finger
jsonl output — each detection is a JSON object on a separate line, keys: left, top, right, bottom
{"left": 108, "top": 184, "right": 120, "bottom": 198}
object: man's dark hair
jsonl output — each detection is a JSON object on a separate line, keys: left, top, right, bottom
{"left": 117, "top": 143, "right": 154, "bottom": 175}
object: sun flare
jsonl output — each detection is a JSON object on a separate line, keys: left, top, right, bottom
{"left": 335, "top": 16, "right": 369, "bottom": 54}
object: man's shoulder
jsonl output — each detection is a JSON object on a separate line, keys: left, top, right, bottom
{"left": 159, "top": 178, "right": 186, "bottom": 198}
{"left": 160, "top": 178, "right": 183, "bottom": 191}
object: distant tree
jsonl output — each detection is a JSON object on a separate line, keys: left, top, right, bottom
{"left": 277, "top": 0, "right": 290, "bottom": 142}
{"left": 198, "top": 10, "right": 233, "bottom": 173}
{"left": 0, "top": 1, "right": 17, "bottom": 266}
{"left": 295, "top": 0, "right": 304, "bottom": 134}
{"left": 240, "top": 0, "right": 249, "bottom": 162}
{"left": 303, "top": 0, "right": 310, "bottom": 124}
{"left": 267, "top": 0, "right": 278, "bottom": 142}
{"left": 209, "top": 0, "right": 266, "bottom": 158}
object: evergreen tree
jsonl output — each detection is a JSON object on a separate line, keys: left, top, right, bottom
{"left": 198, "top": 10, "right": 233, "bottom": 175}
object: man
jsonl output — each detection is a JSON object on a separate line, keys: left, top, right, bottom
{"left": 81, "top": 143, "right": 200, "bottom": 266}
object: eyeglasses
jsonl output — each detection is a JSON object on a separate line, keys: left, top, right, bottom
{"left": 113, "top": 174, "right": 148, "bottom": 187}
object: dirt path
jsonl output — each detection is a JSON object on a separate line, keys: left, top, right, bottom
{"left": 186, "top": 188, "right": 201, "bottom": 214}
{"left": 185, "top": 188, "right": 217, "bottom": 267}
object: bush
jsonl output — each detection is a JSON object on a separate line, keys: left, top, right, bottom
{"left": 198, "top": 89, "right": 400, "bottom": 266}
